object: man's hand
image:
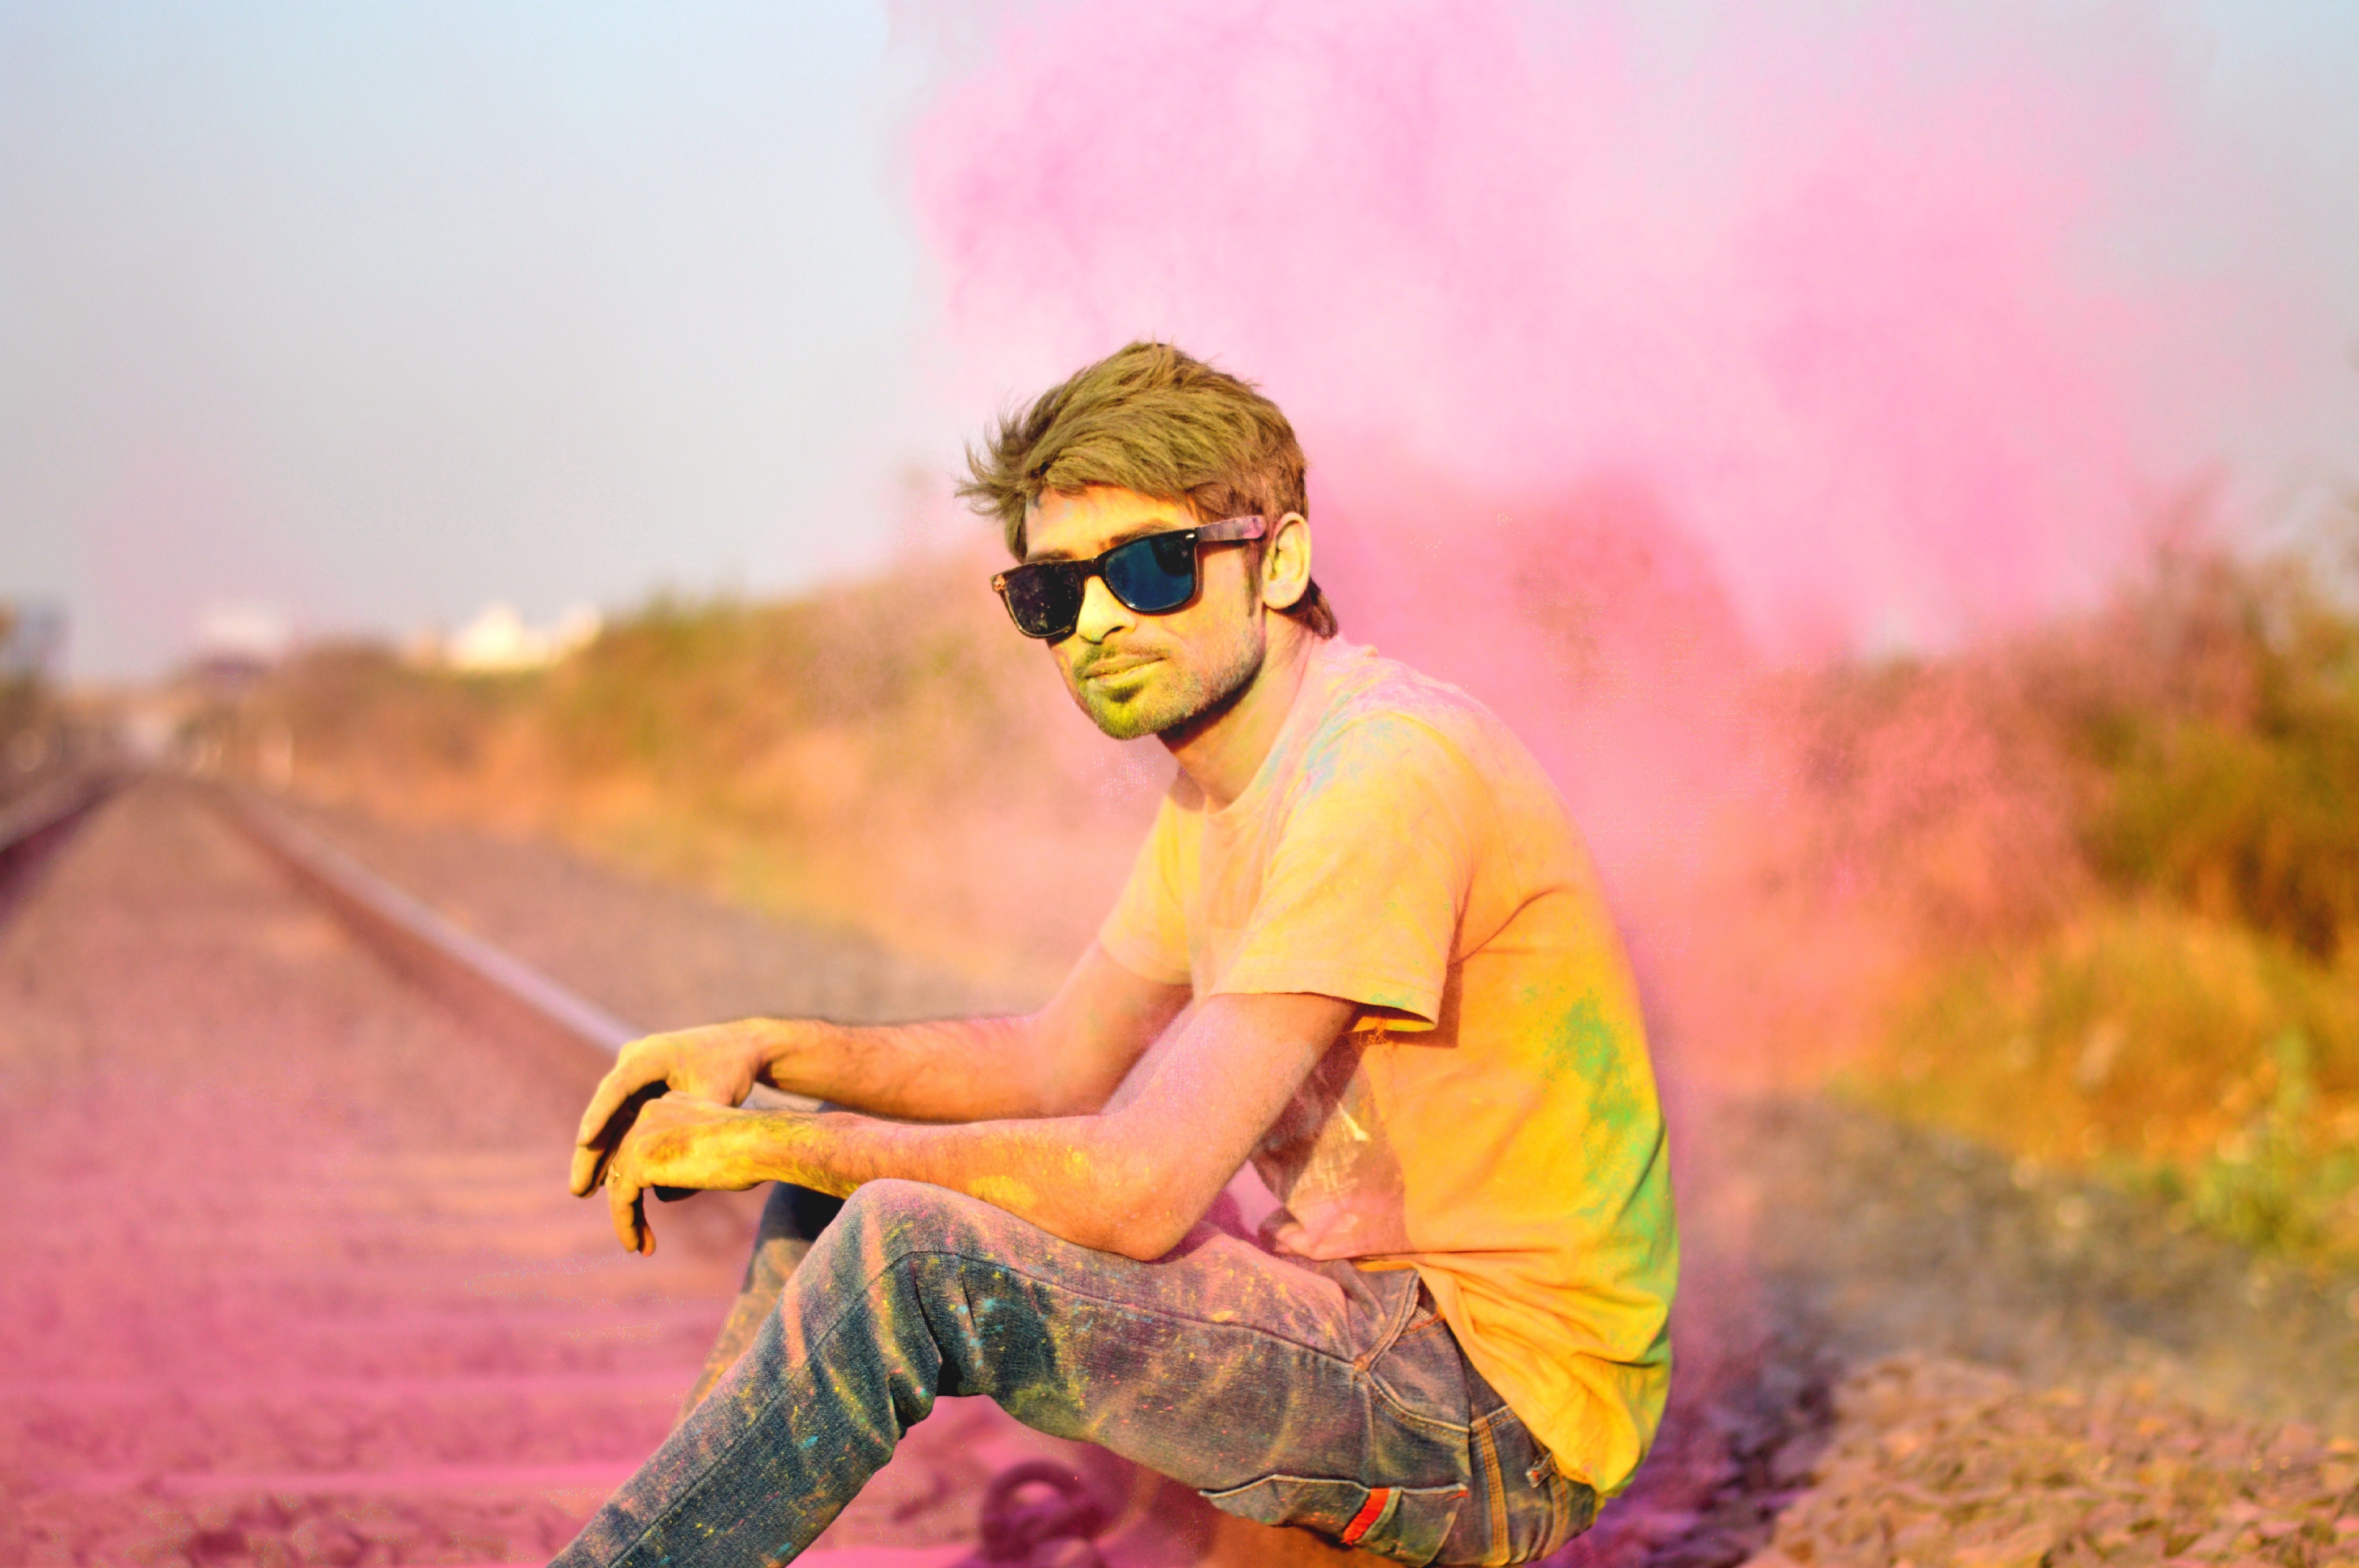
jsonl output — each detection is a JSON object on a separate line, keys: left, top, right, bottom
{"left": 598, "top": 1094, "right": 798, "bottom": 1255}
{"left": 570, "top": 1023, "right": 772, "bottom": 1198}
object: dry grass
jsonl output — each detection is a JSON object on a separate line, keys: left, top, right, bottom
{"left": 1835, "top": 536, "right": 2359, "bottom": 1267}
{"left": 220, "top": 548, "right": 1164, "bottom": 997}
{"left": 1862, "top": 906, "right": 2359, "bottom": 1262}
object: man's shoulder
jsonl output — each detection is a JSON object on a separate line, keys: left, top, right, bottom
{"left": 1309, "top": 643, "right": 1532, "bottom": 776}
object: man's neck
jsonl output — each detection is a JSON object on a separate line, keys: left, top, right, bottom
{"left": 1161, "top": 622, "right": 1317, "bottom": 810}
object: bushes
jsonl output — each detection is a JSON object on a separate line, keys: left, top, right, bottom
{"left": 1875, "top": 908, "right": 2358, "bottom": 1161}
{"left": 2065, "top": 549, "right": 2359, "bottom": 962}
{"left": 236, "top": 552, "right": 1163, "bottom": 990}
{"left": 2153, "top": 1031, "right": 2359, "bottom": 1262}
{"left": 1858, "top": 536, "right": 2359, "bottom": 1266}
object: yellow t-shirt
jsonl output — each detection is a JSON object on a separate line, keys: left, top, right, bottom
{"left": 1097, "top": 639, "right": 1677, "bottom": 1498}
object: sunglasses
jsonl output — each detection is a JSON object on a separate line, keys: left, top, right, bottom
{"left": 991, "top": 515, "right": 1268, "bottom": 641}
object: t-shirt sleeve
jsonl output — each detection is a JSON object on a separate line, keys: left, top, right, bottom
{"left": 1095, "top": 793, "right": 1193, "bottom": 986}
{"left": 1211, "top": 715, "right": 1478, "bottom": 1026}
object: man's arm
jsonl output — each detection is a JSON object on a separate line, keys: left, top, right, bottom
{"left": 592, "top": 989, "right": 1354, "bottom": 1262}
{"left": 568, "top": 941, "right": 1188, "bottom": 1198}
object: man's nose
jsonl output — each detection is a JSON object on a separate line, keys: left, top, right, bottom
{"left": 1071, "top": 575, "right": 1135, "bottom": 643}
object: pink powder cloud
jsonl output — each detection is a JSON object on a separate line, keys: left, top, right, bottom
{"left": 904, "top": 0, "right": 2253, "bottom": 659}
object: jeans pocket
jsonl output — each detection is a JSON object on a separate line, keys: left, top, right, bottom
{"left": 1200, "top": 1475, "right": 1467, "bottom": 1566}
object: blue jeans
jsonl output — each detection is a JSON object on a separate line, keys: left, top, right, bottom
{"left": 553, "top": 1179, "right": 1595, "bottom": 1567}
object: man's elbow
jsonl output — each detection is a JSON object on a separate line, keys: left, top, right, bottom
{"left": 1052, "top": 1125, "right": 1215, "bottom": 1259}
{"left": 1052, "top": 1160, "right": 1198, "bottom": 1263}
{"left": 1072, "top": 1174, "right": 1205, "bottom": 1261}
{"left": 1084, "top": 1213, "right": 1190, "bottom": 1262}
{"left": 1033, "top": 1075, "right": 1121, "bottom": 1119}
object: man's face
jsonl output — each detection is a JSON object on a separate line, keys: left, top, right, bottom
{"left": 1025, "top": 487, "right": 1268, "bottom": 741}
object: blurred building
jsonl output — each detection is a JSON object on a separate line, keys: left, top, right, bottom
{"left": 190, "top": 603, "right": 291, "bottom": 697}
{"left": 409, "top": 601, "right": 603, "bottom": 673}
{"left": 0, "top": 601, "right": 67, "bottom": 682}
{"left": 1, "top": 602, "right": 67, "bottom": 778}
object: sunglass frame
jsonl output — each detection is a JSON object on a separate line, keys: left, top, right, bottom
{"left": 991, "top": 514, "right": 1268, "bottom": 640}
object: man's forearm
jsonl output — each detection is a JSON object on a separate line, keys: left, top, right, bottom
{"left": 748, "top": 994, "right": 1341, "bottom": 1256}
{"left": 572, "top": 947, "right": 1189, "bottom": 1206}
{"left": 653, "top": 1100, "right": 1200, "bottom": 1261}
{"left": 749, "top": 1014, "right": 1083, "bottom": 1123}
{"left": 749, "top": 945, "right": 1184, "bottom": 1123}
{"left": 594, "top": 1088, "right": 1174, "bottom": 1256}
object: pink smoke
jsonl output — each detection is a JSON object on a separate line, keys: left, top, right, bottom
{"left": 904, "top": 0, "right": 2246, "bottom": 658}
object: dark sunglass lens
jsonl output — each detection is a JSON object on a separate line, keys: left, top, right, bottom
{"left": 1000, "top": 563, "right": 1083, "bottom": 638}
{"left": 1102, "top": 533, "right": 1197, "bottom": 614}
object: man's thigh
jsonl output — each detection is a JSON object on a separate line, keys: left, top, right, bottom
{"left": 789, "top": 1179, "right": 1568, "bottom": 1564}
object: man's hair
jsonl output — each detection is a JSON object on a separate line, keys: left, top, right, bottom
{"left": 958, "top": 341, "right": 1338, "bottom": 638}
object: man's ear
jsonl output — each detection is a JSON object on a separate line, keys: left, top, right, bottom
{"left": 1260, "top": 512, "right": 1313, "bottom": 612}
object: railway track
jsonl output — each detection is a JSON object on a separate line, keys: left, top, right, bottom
{"left": 0, "top": 779, "right": 1253, "bottom": 1568}
{"left": 7, "top": 777, "right": 2350, "bottom": 1568}
{"left": 0, "top": 769, "right": 119, "bottom": 927}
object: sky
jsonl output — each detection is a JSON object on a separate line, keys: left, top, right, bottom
{"left": 2, "top": 0, "right": 2356, "bottom": 679}
{"left": 2, "top": 2, "right": 940, "bottom": 677}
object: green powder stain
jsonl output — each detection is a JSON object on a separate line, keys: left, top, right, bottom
{"left": 1544, "top": 996, "right": 1625, "bottom": 1114}
{"left": 1543, "top": 991, "right": 1675, "bottom": 1248}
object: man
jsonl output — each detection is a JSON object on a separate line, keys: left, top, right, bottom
{"left": 559, "top": 343, "right": 1676, "bottom": 1568}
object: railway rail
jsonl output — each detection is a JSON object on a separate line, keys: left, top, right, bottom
{"left": 0, "top": 768, "right": 119, "bottom": 924}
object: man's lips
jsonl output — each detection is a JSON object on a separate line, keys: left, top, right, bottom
{"left": 1076, "top": 654, "right": 1160, "bottom": 682}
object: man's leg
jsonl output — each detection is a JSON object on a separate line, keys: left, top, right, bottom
{"left": 557, "top": 1179, "right": 1592, "bottom": 1568}
{"left": 682, "top": 1184, "right": 843, "bottom": 1417}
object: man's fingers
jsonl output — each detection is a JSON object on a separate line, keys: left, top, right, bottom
{"left": 568, "top": 1142, "right": 608, "bottom": 1198}
{"left": 606, "top": 1169, "right": 652, "bottom": 1255}
{"left": 574, "top": 1072, "right": 626, "bottom": 1146}
{"left": 571, "top": 1081, "right": 672, "bottom": 1197}
{"left": 575, "top": 1057, "right": 654, "bottom": 1149}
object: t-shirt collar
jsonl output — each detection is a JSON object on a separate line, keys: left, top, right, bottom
{"left": 1204, "top": 636, "right": 1369, "bottom": 824}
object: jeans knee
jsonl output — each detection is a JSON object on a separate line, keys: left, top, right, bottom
{"left": 830, "top": 1178, "right": 998, "bottom": 1270}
